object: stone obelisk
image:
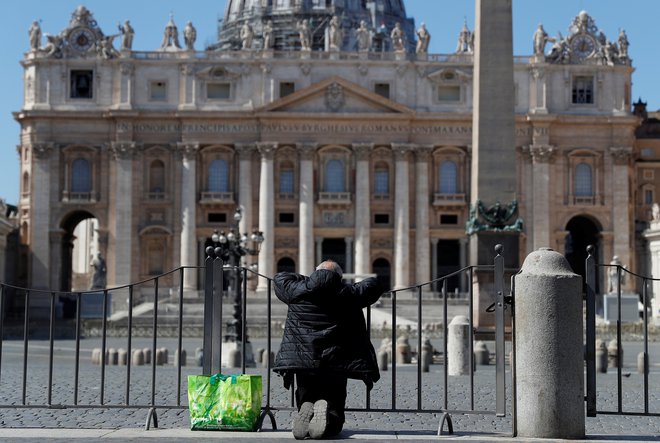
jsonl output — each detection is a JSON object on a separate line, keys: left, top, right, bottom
{"left": 470, "top": 0, "right": 520, "bottom": 329}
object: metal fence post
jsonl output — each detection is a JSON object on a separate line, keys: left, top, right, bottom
{"left": 585, "top": 245, "right": 597, "bottom": 417}
{"left": 494, "top": 244, "right": 505, "bottom": 417}
{"left": 202, "top": 253, "right": 214, "bottom": 375}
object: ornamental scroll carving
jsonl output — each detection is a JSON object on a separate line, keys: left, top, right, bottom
{"left": 529, "top": 144, "right": 556, "bottom": 163}
{"left": 109, "top": 141, "right": 141, "bottom": 160}
{"left": 609, "top": 146, "right": 632, "bottom": 165}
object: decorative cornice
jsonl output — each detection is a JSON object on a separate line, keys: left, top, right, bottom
{"left": 296, "top": 143, "right": 317, "bottom": 161}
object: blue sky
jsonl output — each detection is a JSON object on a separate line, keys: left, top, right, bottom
{"left": 2, "top": 0, "right": 659, "bottom": 205}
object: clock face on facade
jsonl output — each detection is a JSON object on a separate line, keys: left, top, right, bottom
{"left": 570, "top": 34, "right": 596, "bottom": 59}
{"left": 68, "top": 27, "right": 95, "bottom": 52}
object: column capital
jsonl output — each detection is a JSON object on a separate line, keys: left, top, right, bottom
{"left": 235, "top": 143, "right": 257, "bottom": 160}
{"left": 296, "top": 142, "right": 318, "bottom": 160}
{"left": 414, "top": 145, "right": 434, "bottom": 162}
{"left": 109, "top": 141, "right": 142, "bottom": 160}
{"left": 31, "top": 142, "right": 55, "bottom": 160}
{"left": 352, "top": 143, "right": 373, "bottom": 160}
{"left": 176, "top": 142, "right": 200, "bottom": 160}
{"left": 392, "top": 143, "right": 414, "bottom": 160}
{"left": 609, "top": 146, "right": 633, "bottom": 165}
{"left": 528, "top": 144, "right": 556, "bottom": 164}
{"left": 120, "top": 62, "right": 135, "bottom": 76}
{"left": 257, "top": 142, "right": 278, "bottom": 159}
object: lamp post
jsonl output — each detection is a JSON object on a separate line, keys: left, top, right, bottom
{"left": 206, "top": 207, "right": 264, "bottom": 343}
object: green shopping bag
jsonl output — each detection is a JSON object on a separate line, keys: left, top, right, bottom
{"left": 187, "top": 373, "right": 262, "bottom": 431}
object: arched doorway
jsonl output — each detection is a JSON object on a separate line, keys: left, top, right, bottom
{"left": 60, "top": 212, "right": 100, "bottom": 318}
{"left": 565, "top": 215, "right": 601, "bottom": 281}
{"left": 372, "top": 258, "right": 391, "bottom": 290}
{"left": 277, "top": 257, "right": 296, "bottom": 273}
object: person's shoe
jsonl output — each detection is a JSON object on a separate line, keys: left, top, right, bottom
{"left": 292, "top": 401, "right": 314, "bottom": 440}
{"left": 308, "top": 399, "right": 328, "bottom": 439}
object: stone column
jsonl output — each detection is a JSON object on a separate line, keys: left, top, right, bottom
{"left": 345, "top": 237, "right": 353, "bottom": 274}
{"left": 610, "top": 147, "right": 633, "bottom": 275}
{"left": 431, "top": 238, "right": 439, "bottom": 289}
{"left": 644, "top": 224, "right": 660, "bottom": 321}
{"left": 415, "top": 146, "right": 432, "bottom": 284}
{"left": 257, "top": 142, "right": 277, "bottom": 290}
{"left": 529, "top": 144, "right": 555, "bottom": 250}
{"left": 236, "top": 143, "right": 256, "bottom": 241}
{"left": 177, "top": 142, "right": 199, "bottom": 290}
{"left": 297, "top": 143, "right": 317, "bottom": 275}
{"left": 110, "top": 142, "right": 139, "bottom": 287}
{"left": 393, "top": 144, "right": 412, "bottom": 289}
{"left": 316, "top": 237, "right": 323, "bottom": 265}
{"left": 30, "top": 143, "right": 54, "bottom": 289}
{"left": 353, "top": 143, "right": 372, "bottom": 279}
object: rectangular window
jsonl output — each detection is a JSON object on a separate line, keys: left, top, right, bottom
{"left": 208, "top": 213, "right": 227, "bottom": 223}
{"left": 279, "top": 169, "right": 294, "bottom": 194}
{"left": 440, "top": 214, "right": 459, "bottom": 225}
{"left": 438, "top": 85, "right": 460, "bottom": 102}
{"left": 207, "top": 82, "right": 231, "bottom": 100}
{"left": 374, "top": 170, "right": 389, "bottom": 195}
{"left": 374, "top": 213, "right": 389, "bottom": 225}
{"left": 643, "top": 169, "right": 655, "bottom": 180}
{"left": 645, "top": 189, "right": 654, "bottom": 205}
{"left": 642, "top": 148, "right": 654, "bottom": 158}
{"left": 572, "top": 76, "right": 594, "bottom": 104}
{"left": 374, "top": 83, "right": 390, "bottom": 99}
{"left": 70, "top": 70, "right": 93, "bottom": 99}
{"left": 279, "top": 212, "right": 295, "bottom": 223}
{"left": 279, "top": 82, "right": 295, "bottom": 98}
{"left": 149, "top": 81, "right": 167, "bottom": 101}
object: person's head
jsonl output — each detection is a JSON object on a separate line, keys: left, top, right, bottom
{"left": 315, "top": 260, "right": 343, "bottom": 277}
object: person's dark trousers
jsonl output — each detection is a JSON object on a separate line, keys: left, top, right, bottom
{"left": 295, "top": 372, "right": 347, "bottom": 438}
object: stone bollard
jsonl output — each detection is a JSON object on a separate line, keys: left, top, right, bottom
{"left": 377, "top": 349, "right": 388, "bottom": 371}
{"left": 132, "top": 349, "right": 144, "bottom": 366}
{"left": 421, "top": 336, "right": 433, "bottom": 372}
{"left": 595, "top": 340, "right": 608, "bottom": 373}
{"left": 195, "top": 347, "right": 203, "bottom": 366}
{"left": 160, "top": 347, "right": 169, "bottom": 365}
{"left": 448, "top": 315, "right": 470, "bottom": 376}
{"left": 608, "top": 339, "right": 623, "bottom": 369}
{"left": 174, "top": 349, "right": 187, "bottom": 367}
{"left": 143, "top": 348, "right": 152, "bottom": 365}
{"left": 91, "top": 348, "right": 102, "bottom": 365}
{"left": 380, "top": 338, "right": 392, "bottom": 363}
{"left": 396, "top": 336, "right": 411, "bottom": 364}
{"left": 118, "top": 348, "right": 128, "bottom": 366}
{"left": 107, "top": 348, "right": 118, "bottom": 365}
{"left": 514, "top": 248, "right": 584, "bottom": 439}
{"left": 637, "top": 352, "right": 648, "bottom": 375}
{"left": 227, "top": 348, "right": 241, "bottom": 368}
{"left": 474, "top": 341, "right": 490, "bottom": 365}
{"left": 256, "top": 348, "right": 265, "bottom": 366}
{"left": 261, "top": 351, "right": 274, "bottom": 368}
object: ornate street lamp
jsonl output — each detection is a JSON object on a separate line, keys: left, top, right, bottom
{"left": 206, "top": 207, "right": 264, "bottom": 343}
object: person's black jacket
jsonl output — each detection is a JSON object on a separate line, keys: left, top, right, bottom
{"left": 272, "top": 269, "right": 384, "bottom": 388}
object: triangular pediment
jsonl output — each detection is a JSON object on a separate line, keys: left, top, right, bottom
{"left": 258, "top": 76, "right": 414, "bottom": 115}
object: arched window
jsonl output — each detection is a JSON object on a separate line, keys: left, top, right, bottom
{"left": 374, "top": 163, "right": 389, "bottom": 195}
{"left": 439, "top": 160, "right": 458, "bottom": 194}
{"left": 277, "top": 257, "right": 296, "bottom": 273}
{"left": 575, "top": 163, "right": 593, "bottom": 196}
{"left": 22, "top": 171, "right": 30, "bottom": 194}
{"left": 71, "top": 158, "right": 91, "bottom": 193}
{"left": 324, "top": 159, "right": 345, "bottom": 192}
{"left": 149, "top": 160, "right": 165, "bottom": 193}
{"left": 208, "top": 159, "right": 229, "bottom": 192}
{"left": 279, "top": 165, "right": 294, "bottom": 194}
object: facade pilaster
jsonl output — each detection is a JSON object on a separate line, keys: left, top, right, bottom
{"left": 415, "top": 146, "right": 433, "bottom": 284}
{"left": 119, "top": 62, "right": 134, "bottom": 109}
{"left": 257, "top": 142, "right": 277, "bottom": 289}
{"left": 297, "top": 143, "right": 317, "bottom": 275}
{"left": 353, "top": 143, "right": 372, "bottom": 279}
{"left": 235, "top": 143, "right": 257, "bottom": 244}
{"left": 177, "top": 142, "right": 199, "bottom": 289}
{"left": 392, "top": 143, "right": 412, "bottom": 289}
{"left": 30, "top": 143, "right": 54, "bottom": 289}
{"left": 610, "top": 146, "right": 633, "bottom": 274}
{"left": 109, "top": 141, "right": 140, "bottom": 286}
{"left": 529, "top": 144, "right": 555, "bottom": 250}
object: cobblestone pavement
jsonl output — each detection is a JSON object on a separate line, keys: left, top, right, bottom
{"left": 0, "top": 337, "right": 658, "bottom": 440}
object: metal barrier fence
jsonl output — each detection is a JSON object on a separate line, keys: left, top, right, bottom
{"left": 0, "top": 247, "right": 513, "bottom": 434}
{"left": 584, "top": 246, "right": 659, "bottom": 418}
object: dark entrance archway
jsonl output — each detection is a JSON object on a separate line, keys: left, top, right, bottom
{"left": 372, "top": 258, "right": 391, "bottom": 290}
{"left": 60, "top": 211, "right": 97, "bottom": 318}
{"left": 321, "top": 238, "right": 346, "bottom": 272}
{"left": 565, "top": 215, "right": 601, "bottom": 281}
{"left": 437, "top": 239, "right": 461, "bottom": 293}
